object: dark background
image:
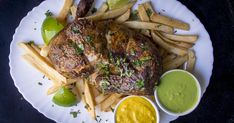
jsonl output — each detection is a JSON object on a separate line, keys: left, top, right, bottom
{"left": 0, "top": 0, "right": 234, "bottom": 123}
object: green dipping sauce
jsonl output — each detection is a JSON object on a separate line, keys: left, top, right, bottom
{"left": 157, "top": 70, "right": 199, "bottom": 113}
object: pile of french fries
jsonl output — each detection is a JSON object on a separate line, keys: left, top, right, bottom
{"left": 19, "top": 0, "right": 198, "bottom": 119}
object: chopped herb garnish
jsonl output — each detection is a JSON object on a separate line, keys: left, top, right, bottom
{"left": 111, "top": 107, "right": 114, "bottom": 112}
{"left": 130, "top": 49, "right": 136, "bottom": 56}
{"left": 146, "top": 8, "right": 153, "bottom": 17}
{"left": 162, "top": 9, "right": 166, "bottom": 12}
{"left": 34, "top": 28, "right": 37, "bottom": 30}
{"left": 45, "top": 10, "right": 53, "bottom": 17}
{"left": 140, "top": 56, "right": 152, "bottom": 61}
{"left": 27, "top": 41, "right": 34, "bottom": 45}
{"left": 82, "top": 121, "right": 84, "bottom": 123}
{"left": 38, "top": 82, "right": 43, "bottom": 86}
{"left": 52, "top": 104, "right": 54, "bottom": 107}
{"left": 99, "top": 80, "right": 110, "bottom": 90}
{"left": 71, "top": 26, "right": 80, "bottom": 34}
{"left": 106, "top": 119, "right": 109, "bottom": 122}
{"left": 136, "top": 79, "right": 144, "bottom": 88}
{"left": 98, "top": 63, "right": 110, "bottom": 76}
{"left": 91, "top": 8, "right": 97, "bottom": 14}
{"left": 84, "top": 104, "right": 90, "bottom": 109}
{"left": 85, "top": 35, "right": 93, "bottom": 43}
{"left": 133, "top": 59, "right": 143, "bottom": 66}
{"left": 130, "top": 10, "right": 139, "bottom": 20}
{"left": 70, "top": 42, "right": 84, "bottom": 55}
{"left": 70, "top": 110, "right": 81, "bottom": 118}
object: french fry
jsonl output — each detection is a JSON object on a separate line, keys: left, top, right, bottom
{"left": 115, "top": 9, "right": 131, "bottom": 23}
{"left": 84, "top": 79, "right": 96, "bottom": 119}
{"left": 19, "top": 43, "right": 67, "bottom": 83}
{"left": 70, "top": 5, "right": 77, "bottom": 19}
{"left": 140, "top": 29, "right": 151, "bottom": 37}
{"left": 186, "top": 50, "right": 196, "bottom": 72}
{"left": 30, "top": 43, "right": 53, "bottom": 65}
{"left": 150, "top": 13, "right": 190, "bottom": 30}
{"left": 57, "top": 0, "right": 73, "bottom": 23}
{"left": 163, "top": 54, "right": 177, "bottom": 64}
{"left": 124, "top": 21, "right": 173, "bottom": 33}
{"left": 157, "top": 32, "right": 194, "bottom": 49}
{"left": 47, "top": 84, "right": 62, "bottom": 95}
{"left": 110, "top": 97, "right": 124, "bottom": 109}
{"left": 95, "top": 94, "right": 110, "bottom": 104}
{"left": 40, "top": 45, "right": 50, "bottom": 57}
{"left": 138, "top": 4, "right": 149, "bottom": 21}
{"left": 30, "top": 43, "right": 41, "bottom": 53}
{"left": 100, "top": 93, "right": 122, "bottom": 111}
{"left": 84, "top": 1, "right": 136, "bottom": 21}
{"left": 161, "top": 32, "right": 198, "bottom": 43}
{"left": 95, "top": 2, "right": 108, "bottom": 14}
{"left": 151, "top": 31, "right": 187, "bottom": 56}
{"left": 163, "top": 55, "right": 187, "bottom": 71}
{"left": 143, "top": 1, "right": 155, "bottom": 15}
{"left": 76, "top": 79, "right": 86, "bottom": 104}
{"left": 90, "top": 85, "right": 100, "bottom": 98}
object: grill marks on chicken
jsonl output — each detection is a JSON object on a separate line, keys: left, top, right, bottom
{"left": 48, "top": 19, "right": 162, "bottom": 95}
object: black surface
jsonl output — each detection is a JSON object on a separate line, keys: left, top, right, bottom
{"left": 0, "top": 0, "right": 234, "bottom": 123}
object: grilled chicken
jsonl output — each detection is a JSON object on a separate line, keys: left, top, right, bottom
{"left": 48, "top": 0, "right": 162, "bottom": 95}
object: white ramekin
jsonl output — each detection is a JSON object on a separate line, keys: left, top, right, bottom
{"left": 114, "top": 95, "right": 160, "bottom": 123}
{"left": 154, "top": 69, "right": 202, "bottom": 116}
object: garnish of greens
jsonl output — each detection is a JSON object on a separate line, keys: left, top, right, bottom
{"left": 133, "top": 56, "right": 152, "bottom": 66}
{"left": 99, "top": 79, "right": 110, "bottom": 91}
{"left": 146, "top": 8, "right": 153, "bottom": 17}
{"left": 41, "top": 11, "right": 64, "bottom": 45}
{"left": 70, "top": 110, "right": 81, "bottom": 118}
{"left": 52, "top": 87, "right": 77, "bottom": 107}
{"left": 70, "top": 41, "right": 84, "bottom": 55}
{"left": 130, "top": 10, "right": 139, "bottom": 20}
{"left": 135, "top": 79, "right": 144, "bottom": 88}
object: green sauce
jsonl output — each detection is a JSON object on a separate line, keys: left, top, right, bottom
{"left": 157, "top": 70, "right": 199, "bottom": 113}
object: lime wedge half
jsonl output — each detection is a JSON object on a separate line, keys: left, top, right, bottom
{"left": 52, "top": 87, "right": 76, "bottom": 107}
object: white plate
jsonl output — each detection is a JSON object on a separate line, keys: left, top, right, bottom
{"left": 9, "top": 0, "right": 214, "bottom": 123}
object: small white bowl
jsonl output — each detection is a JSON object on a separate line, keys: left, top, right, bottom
{"left": 154, "top": 69, "right": 202, "bottom": 116}
{"left": 114, "top": 95, "right": 160, "bottom": 123}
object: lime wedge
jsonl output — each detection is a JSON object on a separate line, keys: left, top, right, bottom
{"left": 52, "top": 87, "right": 76, "bottom": 107}
{"left": 107, "top": 0, "right": 130, "bottom": 10}
{"left": 41, "top": 17, "right": 64, "bottom": 45}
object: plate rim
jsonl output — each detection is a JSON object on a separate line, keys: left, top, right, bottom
{"left": 9, "top": 0, "right": 214, "bottom": 122}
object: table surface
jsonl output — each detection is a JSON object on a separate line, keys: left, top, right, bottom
{"left": 0, "top": 0, "right": 234, "bottom": 123}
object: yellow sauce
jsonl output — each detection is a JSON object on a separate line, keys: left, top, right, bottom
{"left": 116, "top": 96, "right": 156, "bottom": 123}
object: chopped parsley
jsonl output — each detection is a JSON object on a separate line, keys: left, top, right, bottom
{"left": 98, "top": 63, "right": 110, "bottom": 76}
{"left": 70, "top": 110, "right": 81, "bottom": 118}
{"left": 140, "top": 56, "right": 152, "bottom": 61}
{"left": 133, "top": 59, "right": 143, "bottom": 66}
{"left": 91, "top": 8, "right": 97, "bottom": 14}
{"left": 27, "top": 41, "right": 34, "bottom": 45}
{"left": 70, "top": 42, "right": 84, "bottom": 55}
{"left": 38, "top": 82, "right": 43, "bottom": 86}
{"left": 130, "top": 10, "right": 139, "bottom": 20}
{"left": 45, "top": 10, "right": 53, "bottom": 17}
{"left": 136, "top": 79, "right": 144, "bottom": 88}
{"left": 85, "top": 35, "right": 93, "bottom": 43}
{"left": 146, "top": 8, "right": 153, "bottom": 17}
{"left": 71, "top": 26, "right": 80, "bottom": 34}
{"left": 111, "top": 107, "right": 114, "bottom": 112}
{"left": 99, "top": 80, "right": 110, "bottom": 90}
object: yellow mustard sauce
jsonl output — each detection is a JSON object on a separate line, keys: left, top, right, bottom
{"left": 116, "top": 96, "right": 156, "bottom": 123}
